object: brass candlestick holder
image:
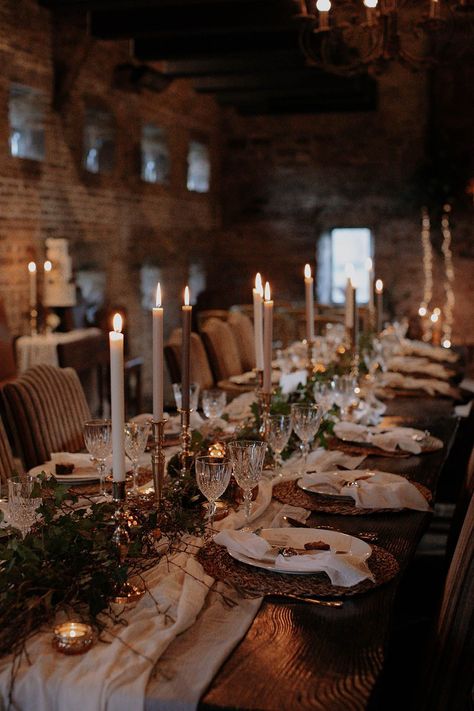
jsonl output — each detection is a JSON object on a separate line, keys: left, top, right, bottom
{"left": 254, "top": 368, "right": 264, "bottom": 419}
{"left": 30, "top": 307, "right": 38, "bottom": 336}
{"left": 111, "top": 481, "right": 145, "bottom": 604}
{"left": 259, "top": 391, "right": 272, "bottom": 441}
{"left": 306, "top": 338, "right": 315, "bottom": 377}
{"left": 179, "top": 407, "right": 193, "bottom": 477}
{"left": 151, "top": 418, "right": 167, "bottom": 506}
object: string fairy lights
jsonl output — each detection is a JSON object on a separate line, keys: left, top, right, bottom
{"left": 441, "top": 204, "right": 455, "bottom": 348}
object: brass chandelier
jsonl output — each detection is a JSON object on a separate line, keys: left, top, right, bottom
{"left": 295, "top": 0, "right": 474, "bottom": 75}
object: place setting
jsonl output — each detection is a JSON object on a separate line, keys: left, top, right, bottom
{"left": 326, "top": 421, "right": 443, "bottom": 458}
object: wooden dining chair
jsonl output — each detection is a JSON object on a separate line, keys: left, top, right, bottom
{"left": 200, "top": 317, "right": 243, "bottom": 382}
{"left": 166, "top": 329, "right": 215, "bottom": 391}
{"left": 227, "top": 310, "right": 256, "bottom": 372}
{"left": 0, "top": 416, "right": 16, "bottom": 485}
{"left": 0, "top": 297, "right": 17, "bottom": 388}
{"left": 418, "top": 490, "right": 474, "bottom": 711}
{"left": 2, "top": 365, "right": 91, "bottom": 470}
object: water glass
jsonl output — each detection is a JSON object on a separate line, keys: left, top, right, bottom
{"left": 313, "top": 382, "right": 333, "bottom": 415}
{"left": 124, "top": 421, "right": 151, "bottom": 495}
{"left": 8, "top": 478, "right": 41, "bottom": 538}
{"left": 290, "top": 404, "right": 322, "bottom": 472}
{"left": 267, "top": 414, "right": 292, "bottom": 476}
{"left": 330, "top": 375, "right": 359, "bottom": 420}
{"left": 227, "top": 440, "right": 267, "bottom": 528}
{"left": 195, "top": 455, "right": 232, "bottom": 537}
{"left": 202, "top": 388, "right": 226, "bottom": 421}
{"left": 83, "top": 419, "right": 112, "bottom": 496}
{"left": 172, "top": 382, "right": 200, "bottom": 412}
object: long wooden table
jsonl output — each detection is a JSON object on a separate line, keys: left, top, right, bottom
{"left": 199, "top": 397, "right": 461, "bottom": 711}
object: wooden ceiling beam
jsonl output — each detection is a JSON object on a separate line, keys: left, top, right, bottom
{"left": 191, "top": 68, "right": 358, "bottom": 92}
{"left": 160, "top": 51, "right": 305, "bottom": 77}
{"left": 89, "top": 1, "right": 302, "bottom": 39}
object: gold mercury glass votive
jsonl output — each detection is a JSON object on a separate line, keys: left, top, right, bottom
{"left": 52, "top": 622, "right": 94, "bottom": 655}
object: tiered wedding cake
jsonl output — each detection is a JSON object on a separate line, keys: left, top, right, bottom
{"left": 43, "top": 238, "right": 77, "bottom": 308}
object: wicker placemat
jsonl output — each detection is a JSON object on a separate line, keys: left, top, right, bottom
{"left": 272, "top": 479, "right": 432, "bottom": 516}
{"left": 326, "top": 434, "right": 442, "bottom": 457}
{"left": 197, "top": 541, "right": 399, "bottom": 598}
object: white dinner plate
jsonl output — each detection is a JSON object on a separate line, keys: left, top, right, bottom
{"left": 297, "top": 471, "right": 376, "bottom": 499}
{"left": 227, "top": 527, "right": 371, "bottom": 574}
{"left": 28, "top": 460, "right": 100, "bottom": 483}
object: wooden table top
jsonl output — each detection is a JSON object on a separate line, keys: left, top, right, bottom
{"left": 199, "top": 396, "right": 461, "bottom": 711}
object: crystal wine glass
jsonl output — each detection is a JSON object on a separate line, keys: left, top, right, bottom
{"left": 313, "top": 381, "right": 333, "bottom": 416}
{"left": 290, "top": 403, "right": 322, "bottom": 473}
{"left": 195, "top": 455, "right": 232, "bottom": 538}
{"left": 124, "top": 421, "right": 151, "bottom": 496}
{"left": 8, "top": 478, "right": 42, "bottom": 538}
{"left": 83, "top": 419, "right": 112, "bottom": 496}
{"left": 227, "top": 440, "right": 267, "bottom": 529}
{"left": 201, "top": 388, "right": 226, "bottom": 422}
{"left": 172, "top": 382, "right": 200, "bottom": 412}
{"left": 267, "top": 414, "right": 292, "bottom": 476}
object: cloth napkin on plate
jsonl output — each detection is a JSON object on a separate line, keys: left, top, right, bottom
{"left": 299, "top": 470, "right": 430, "bottom": 511}
{"left": 214, "top": 530, "right": 374, "bottom": 587}
{"left": 379, "top": 372, "right": 453, "bottom": 397}
{"left": 334, "top": 422, "right": 427, "bottom": 454}
{"left": 50, "top": 452, "right": 96, "bottom": 470}
{"left": 304, "top": 447, "right": 367, "bottom": 471}
{"left": 279, "top": 370, "right": 307, "bottom": 395}
{"left": 387, "top": 356, "right": 452, "bottom": 381}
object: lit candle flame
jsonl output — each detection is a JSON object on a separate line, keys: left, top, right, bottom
{"left": 316, "top": 0, "right": 331, "bottom": 10}
{"left": 44, "top": 260, "right": 52, "bottom": 272}
{"left": 375, "top": 279, "right": 383, "bottom": 293}
{"left": 184, "top": 286, "right": 190, "bottom": 306}
{"left": 113, "top": 313, "right": 122, "bottom": 333}
{"left": 155, "top": 283, "right": 161, "bottom": 308}
{"left": 363, "top": 0, "right": 378, "bottom": 7}
{"left": 304, "top": 263, "right": 312, "bottom": 279}
{"left": 418, "top": 306, "right": 427, "bottom": 317}
{"left": 28, "top": 261, "right": 36, "bottom": 273}
{"left": 255, "top": 272, "right": 263, "bottom": 296}
{"left": 264, "top": 281, "right": 271, "bottom": 301}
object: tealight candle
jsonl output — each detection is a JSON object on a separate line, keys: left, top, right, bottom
{"left": 52, "top": 621, "right": 94, "bottom": 655}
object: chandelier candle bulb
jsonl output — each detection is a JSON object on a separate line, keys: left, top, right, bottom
{"left": 304, "top": 263, "right": 315, "bottom": 342}
{"left": 110, "top": 314, "right": 126, "bottom": 483}
{"left": 152, "top": 283, "right": 164, "bottom": 421}
{"left": 263, "top": 281, "right": 273, "bottom": 395}
{"left": 181, "top": 286, "right": 192, "bottom": 412}
{"left": 253, "top": 273, "right": 264, "bottom": 370}
{"left": 376, "top": 279, "right": 384, "bottom": 333}
{"left": 28, "top": 261, "right": 37, "bottom": 309}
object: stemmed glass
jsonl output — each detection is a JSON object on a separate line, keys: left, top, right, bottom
{"left": 202, "top": 388, "right": 226, "bottom": 423}
{"left": 313, "top": 382, "right": 333, "bottom": 416}
{"left": 172, "top": 382, "right": 200, "bottom": 411}
{"left": 83, "top": 419, "right": 112, "bottom": 496}
{"left": 8, "top": 478, "right": 42, "bottom": 539}
{"left": 195, "top": 455, "right": 232, "bottom": 538}
{"left": 330, "top": 375, "right": 359, "bottom": 420}
{"left": 267, "top": 415, "right": 292, "bottom": 477}
{"left": 227, "top": 440, "right": 267, "bottom": 529}
{"left": 290, "top": 404, "right": 322, "bottom": 472}
{"left": 124, "top": 421, "right": 151, "bottom": 496}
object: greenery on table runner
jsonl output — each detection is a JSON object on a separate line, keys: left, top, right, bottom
{"left": 0, "top": 474, "right": 205, "bottom": 664}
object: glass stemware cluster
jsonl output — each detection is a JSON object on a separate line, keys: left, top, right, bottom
{"left": 124, "top": 421, "right": 151, "bottom": 495}
{"left": 8, "top": 478, "right": 42, "bottom": 538}
{"left": 83, "top": 419, "right": 112, "bottom": 496}
{"left": 291, "top": 403, "right": 322, "bottom": 472}
{"left": 195, "top": 455, "right": 232, "bottom": 536}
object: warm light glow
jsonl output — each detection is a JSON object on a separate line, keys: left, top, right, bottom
{"left": 155, "top": 283, "right": 161, "bottom": 308}
{"left": 433, "top": 306, "right": 441, "bottom": 315}
{"left": 113, "top": 313, "right": 123, "bottom": 333}
{"left": 365, "top": 257, "right": 373, "bottom": 271}
{"left": 28, "top": 261, "right": 36, "bottom": 273}
{"left": 184, "top": 286, "right": 190, "bottom": 306}
{"left": 442, "top": 339, "right": 451, "bottom": 349}
{"left": 44, "top": 260, "right": 52, "bottom": 272}
{"left": 375, "top": 279, "right": 383, "bottom": 293}
{"left": 316, "top": 0, "right": 331, "bottom": 11}
{"left": 304, "top": 263, "right": 312, "bottom": 279}
{"left": 418, "top": 306, "right": 427, "bottom": 317}
{"left": 430, "top": 313, "right": 439, "bottom": 323}
{"left": 264, "top": 281, "right": 271, "bottom": 301}
{"left": 255, "top": 272, "right": 263, "bottom": 296}
{"left": 364, "top": 0, "right": 378, "bottom": 7}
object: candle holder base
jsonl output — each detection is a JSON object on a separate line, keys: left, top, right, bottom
{"left": 259, "top": 391, "right": 272, "bottom": 441}
{"left": 179, "top": 408, "right": 193, "bottom": 477}
{"left": 110, "top": 484, "right": 145, "bottom": 605}
{"left": 151, "top": 418, "right": 167, "bottom": 506}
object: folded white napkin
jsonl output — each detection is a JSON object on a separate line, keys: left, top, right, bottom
{"left": 299, "top": 469, "right": 429, "bottom": 511}
{"left": 399, "top": 338, "right": 458, "bottom": 363}
{"left": 50, "top": 452, "right": 95, "bottom": 469}
{"left": 334, "top": 422, "right": 428, "bottom": 454}
{"left": 279, "top": 370, "right": 307, "bottom": 395}
{"left": 379, "top": 372, "right": 453, "bottom": 397}
{"left": 214, "top": 530, "right": 374, "bottom": 587}
{"left": 387, "top": 356, "right": 452, "bottom": 381}
{"left": 305, "top": 447, "right": 367, "bottom": 471}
